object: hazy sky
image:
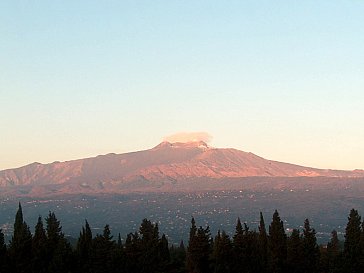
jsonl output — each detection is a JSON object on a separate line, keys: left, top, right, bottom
{"left": 1, "top": 1, "right": 363, "bottom": 171}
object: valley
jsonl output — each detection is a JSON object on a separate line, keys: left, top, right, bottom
{"left": 2, "top": 187, "right": 363, "bottom": 245}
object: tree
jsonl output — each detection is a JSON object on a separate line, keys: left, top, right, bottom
{"left": 170, "top": 240, "right": 186, "bottom": 273}
{"left": 9, "top": 203, "right": 32, "bottom": 273}
{"left": 232, "top": 218, "right": 246, "bottom": 272}
{"left": 159, "top": 233, "right": 171, "bottom": 269}
{"left": 32, "top": 216, "right": 48, "bottom": 273}
{"left": 343, "top": 209, "right": 362, "bottom": 272}
{"left": 0, "top": 229, "right": 8, "bottom": 272}
{"left": 258, "top": 212, "right": 268, "bottom": 273}
{"left": 326, "top": 230, "right": 341, "bottom": 273}
{"left": 45, "top": 211, "right": 72, "bottom": 273}
{"left": 213, "top": 230, "right": 233, "bottom": 273}
{"left": 76, "top": 220, "right": 93, "bottom": 272}
{"left": 186, "top": 218, "right": 212, "bottom": 273}
{"left": 91, "top": 224, "right": 115, "bottom": 273}
{"left": 124, "top": 232, "right": 142, "bottom": 273}
{"left": 268, "top": 210, "right": 287, "bottom": 273}
{"left": 139, "top": 219, "right": 160, "bottom": 273}
{"left": 287, "top": 229, "right": 302, "bottom": 273}
{"left": 301, "top": 219, "right": 320, "bottom": 273}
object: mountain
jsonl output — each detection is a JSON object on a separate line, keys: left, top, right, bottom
{"left": 1, "top": 141, "right": 363, "bottom": 196}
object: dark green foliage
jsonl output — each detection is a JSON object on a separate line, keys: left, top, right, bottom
{"left": 268, "top": 210, "right": 287, "bottom": 273}
{"left": 232, "top": 218, "right": 245, "bottom": 272}
{"left": 32, "top": 216, "right": 48, "bottom": 273}
{"left": 91, "top": 224, "right": 116, "bottom": 273}
{"left": 325, "top": 230, "right": 342, "bottom": 273}
{"left": 124, "top": 231, "right": 142, "bottom": 273}
{"left": 170, "top": 241, "right": 186, "bottom": 273}
{"left": 287, "top": 229, "right": 302, "bottom": 273}
{"left": 9, "top": 203, "right": 33, "bottom": 273}
{"left": 301, "top": 219, "right": 320, "bottom": 273}
{"left": 186, "top": 218, "right": 212, "bottom": 273}
{"left": 258, "top": 212, "right": 268, "bottom": 273}
{"left": 213, "top": 230, "right": 233, "bottom": 273}
{"left": 160, "top": 233, "right": 170, "bottom": 263}
{"left": 45, "top": 211, "right": 72, "bottom": 273}
{"left": 76, "top": 220, "right": 93, "bottom": 273}
{"left": 0, "top": 229, "right": 7, "bottom": 272}
{"left": 344, "top": 209, "right": 362, "bottom": 272}
{"left": 5, "top": 203, "right": 364, "bottom": 273}
{"left": 138, "top": 219, "right": 161, "bottom": 273}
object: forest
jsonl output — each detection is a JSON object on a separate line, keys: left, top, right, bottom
{"left": 1, "top": 203, "right": 364, "bottom": 273}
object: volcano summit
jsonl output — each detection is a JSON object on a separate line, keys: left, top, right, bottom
{"left": 1, "top": 141, "right": 363, "bottom": 196}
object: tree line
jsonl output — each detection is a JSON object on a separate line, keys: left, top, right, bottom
{"left": 1, "top": 203, "right": 364, "bottom": 273}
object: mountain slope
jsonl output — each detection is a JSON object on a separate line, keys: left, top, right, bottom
{"left": 1, "top": 141, "right": 363, "bottom": 195}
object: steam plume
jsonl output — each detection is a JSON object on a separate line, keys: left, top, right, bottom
{"left": 163, "top": 132, "right": 212, "bottom": 144}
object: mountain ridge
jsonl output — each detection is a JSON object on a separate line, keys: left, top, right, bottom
{"left": 1, "top": 141, "right": 363, "bottom": 195}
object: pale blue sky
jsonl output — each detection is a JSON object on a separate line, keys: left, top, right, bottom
{"left": 1, "top": 1, "right": 363, "bottom": 170}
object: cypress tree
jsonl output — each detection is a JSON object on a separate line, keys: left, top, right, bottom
{"left": 139, "top": 219, "right": 160, "bottom": 273}
{"left": 287, "top": 229, "right": 302, "bottom": 273}
{"left": 76, "top": 220, "right": 93, "bottom": 273}
{"left": 111, "top": 232, "right": 125, "bottom": 273}
{"left": 258, "top": 212, "right": 268, "bottom": 273}
{"left": 327, "top": 230, "right": 341, "bottom": 273}
{"left": 91, "top": 224, "right": 115, "bottom": 273}
{"left": 343, "top": 209, "right": 361, "bottom": 272}
{"left": 159, "top": 233, "right": 170, "bottom": 270}
{"left": 213, "top": 230, "right": 233, "bottom": 273}
{"left": 170, "top": 240, "right": 186, "bottom": 273}
{"left": 232, "top": 218, "right": 245, "bottom": 272}
{"left": 0, "top": 229, "right": 7, "bottom": 272}
{"left": 9, "top": 203, "right": 32, "bottom": 273}
{"left": 268, "top": 210, "right": 287, "bottom": 273}
{"left": 117, "top": 233, "right": 122, "bottom": 248}
{"left": 32, "top": 216, "right": 48, "bottom": 273}
{"left": 124, "top": 232, "right": 141, "bottom": 273}
{"left": 186, "top": 218, "right": 211, "bottom": 273}
{"left": 359, "top": 221, "right": 364, "bottom": 272}
{"left": 301, "top": 219, "right": 320, "bottom": 273}
{"left": 45, "top": 211, "right": 72, "bottom": 273}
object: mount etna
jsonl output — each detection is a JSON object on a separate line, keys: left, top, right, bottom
{"left": 1, "top": 141, "right": 363, "bottom": 196}
{"left": 1, "top": 141, "right": 364, "bottom": 243}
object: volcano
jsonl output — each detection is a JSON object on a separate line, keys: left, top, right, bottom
{"left": 1, "top": 141, "right": 363, "bottom": 196}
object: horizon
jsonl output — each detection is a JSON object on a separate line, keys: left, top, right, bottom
{"left": 1, "top": 1, "right": 364, "bottom": 171}
{"left": 1, "top": 136, "right": 363, "bottom": 172}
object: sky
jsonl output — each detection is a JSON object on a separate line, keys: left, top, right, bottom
{"left": 1, "top": 1, "right": 363, "bottom": 171}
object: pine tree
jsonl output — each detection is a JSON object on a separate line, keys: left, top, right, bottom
{"left": 111, "top": 232, "right": 125, "bottom": 273}
{"left": 232, "top": 218, "right": 246, "bottom": 272}
{"left": 139, "top": 219, "right": 160, "bottom": 273}
{"left": 0, "top": 229, "right": 8, "bottom": 272}
{"left": 91, "top": 224, "right": 115, "bottom": 273}
{"left": 124, "top": 232, "right": 142, "bottom": 273}
{"left": 170, "top": 240, "right": 186, "bottom": 273}
{"left": 32, "top": 216, "right": 48, "bottom": 273}
{"left": 301, "top": 219, "right": 320, "bottom": 273}
{"left": 213, "top": 230, "right": 233, "bottom": 273}
{"left": 343, "top": 209, "right": 362, "bottom": 272}
{"left": 359, "top": 221, "right": 364, "bottom": 272}
{"left": 258, "top": 212, "right": 268, "bottom": 273}
{"left": 9, "top": 203, "right": 32, "bottom": 273}
{"left": 186, "top": 218, "right": 211, "bottom": 273}
{"left": 76, "top": 220, "right": 93, "bottom": 273}
{"left": 268, "top": 210, "right": 287, "bottom": 273}
{"left": 117, "top": 233, "right": 122, "bottom": 248}
{"left": 45, "top": 211, "right": 72, "bottom": 273}
{"left": 287, "top": 229, "right": 302, "bottom": 273}
{"left": 159, "top": 233, "right": 171, "bottom": 270}
{"left": 327, "top": 230, "right": 341, "bottom": 273}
